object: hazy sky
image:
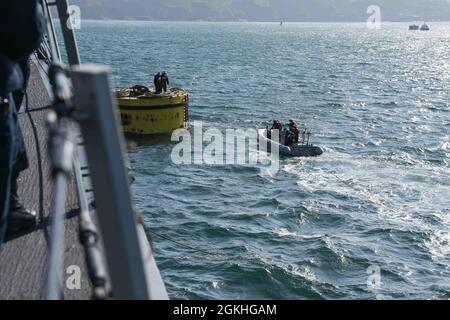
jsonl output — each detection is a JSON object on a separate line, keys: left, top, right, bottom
{"left": 70, "top": 0, "right": 450, "bottom": 21}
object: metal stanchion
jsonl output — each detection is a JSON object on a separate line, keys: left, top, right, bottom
{"left": 41, "top": 1, "right": 167, "bottom": 300}
{"left": 44, "top": 64, "right": 77, "bottom": 300}
{"left": 70, "top": 65, "right": 168, "bottom": 300}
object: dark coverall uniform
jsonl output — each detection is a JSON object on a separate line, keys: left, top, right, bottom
{"left": 161, "top": 73, "right": 169, "bottom": 93}
{"left": 154, "top": 73, "right": 161, "bottom": 94}
{"left": 0, "top": 56, "right": 29, "bottom": 241}
{"left": 0, "top": 0, "right": 45, "bottom": 243}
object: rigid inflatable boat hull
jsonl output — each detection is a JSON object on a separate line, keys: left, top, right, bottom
{"left": 258, "top": 129, "right": 323, "bottom": 158}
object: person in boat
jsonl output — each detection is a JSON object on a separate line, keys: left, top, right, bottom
{"left": 284, "top": 129, "right": 295, "bottom": 146}
{"left": 154, "top": 72, "right": 162, "bottom": 94}
{"left": 271, "top": 120, "right": 282, "bottom": 131}
{"left": 264, "top": 125, "right": 272, "bottom": 140}
{"left": 270, "top": 120, "right": 282, "bottom": 143}
{"left": 161, "top": 72, "right": 169, "bottom": 93}
{"left": 288, "top": 120, "right": 300, "bottom": 143}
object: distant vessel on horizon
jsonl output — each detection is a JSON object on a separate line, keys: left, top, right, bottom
{"left": 420, "top": 22, "right": 430, "bottom": 31}
{"left": 409, "top": 22, "right": 430, "bottom": 31}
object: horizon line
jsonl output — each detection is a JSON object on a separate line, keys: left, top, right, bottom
{"left": 57, "top": 18, "right": 450, "bottom": 24}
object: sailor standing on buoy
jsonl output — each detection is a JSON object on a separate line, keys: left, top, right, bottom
{"left": 161, "top": 72, "right": 169, "bottom": 93}
{"left": 154, "top": 72, "right": 162, "bottom": 94}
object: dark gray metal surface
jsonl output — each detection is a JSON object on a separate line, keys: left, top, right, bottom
{"left": 71, "top": 65, "right": 159, "bottom": 299}
{"left": 55, "top": 0, "right": 81, "bottom": 65}
{"left": 0, "top": 60, "right": 92, "bottom": 300}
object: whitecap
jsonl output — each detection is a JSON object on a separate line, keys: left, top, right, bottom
{"left": 274, "top": 228, "right": 325, "bottom": 240}
{"left": 440, "top": 141, "right": 450, "bottom": 151}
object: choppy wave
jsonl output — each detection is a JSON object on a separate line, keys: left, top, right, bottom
{"left": 78, "top": 21, "right": 450, "bottom": 299}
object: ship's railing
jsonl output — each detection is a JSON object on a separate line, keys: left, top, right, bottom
{"left": 39, "top": 0, "right": 168, "bottom": 300}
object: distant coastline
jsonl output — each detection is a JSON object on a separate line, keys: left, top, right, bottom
{"left": 64, "top": 0, "right": 450, "bottom": 24}
{"left": 57, "top": 18, "right": 450, "bottom": 24}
